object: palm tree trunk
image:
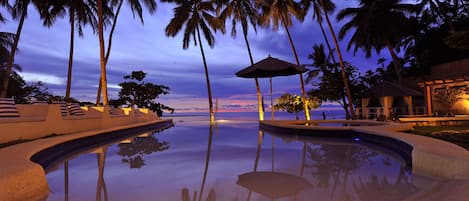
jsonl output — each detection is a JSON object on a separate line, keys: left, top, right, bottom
{"left": 97, "top": 0, "right": 108, "bottom": 105}
{"left": 318, "top": 20, "right": 351, "bottom": 117}
{"left": 65, "top": 9, "right": 75, "bottom": 100}
{"left": 196, "top": 26, "right": 214, "bottom": 124}
{"left": 198, "top": 125, "right": 214, "bottom": 201}
{"left": 323, "top": 8, "right": 356, "bottom": 119}
{"left": 96, "top": 0, "right": 123, "bottom": 105}
{"left": 95, "top": 148, "right": 107, "bottom": 201}
{"left": 385, "top": 40, "right": 403, "bottom": 84}
{"left": 242, "top": 29, "right": 264, "bottom": 121}
{"left": 105, "top": 0, "right": 123, "bottom": 64}
{"left": 318, "top": 21, "right": 336, "bottom": 64}
{"left": 96, "top": 81, "right": 102, "bottom": 105}
{"left": 1, "top": 7, "right": 26, "bottom": 98}
{"left": 281, "top": 19, "right": 311, "bottom": 121}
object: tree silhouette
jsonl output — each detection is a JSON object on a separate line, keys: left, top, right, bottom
{"left": 165, "top": 0, "right": 223, "bottom": 124}
{"left": 337, "top": 0, "right": 418, "bottom": 84}
{"left": 118, "top": 134, "right": 169, "bottom": 168}
{"left": 217, "top": 0, "right": 264, "bottom": 120}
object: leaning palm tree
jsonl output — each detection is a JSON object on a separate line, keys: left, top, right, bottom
{"left": 43, "top": 0, "right": 98, "bottom": 100}
{"left": 165, "top": 0, "right": 222, "bottom": 124}
{"left": 301, "top": 0, "right": 355, "bottom": 118}
{"left": 0, "top": 0, "right": 9, "bottom": 23}
{"left": 217, "top": 0, "right": 264, "bottom": 120}
{"left": 96, "top": 0, "right": 109, "bottom": 105}
{"left": 95, "top": 0, "right": 156, "bottom": 105}
{"left": 0, "top": 32, "right": 15, "bottom": 63}
{"left": 257, "top": 0, "right": 311, "bottom": 120}
{"left": 0, "top": 0, "right": 51, "bottom": 98}
{"left": 337, "top": 0, "right": 418, "bottom": 84}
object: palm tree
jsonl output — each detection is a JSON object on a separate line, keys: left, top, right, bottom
{"left": 95, "top": 0, "right": 156, "bottom": 105}
{"left": 0, "top": 0, "right": 9, "bottom": 23}
{"left": 306, "top": 44, "right": 352, "bottom": 117}
{"left": 257, "top": 0, "right": 311, "bottom": 120}
{"left": 0, "top": 32, "right": 15, "bottom": 64}
{"left": 217, "top": 0, "right": 264, "bottom": 120}
{"left": 301, "top": 0, "right": 355, "bottom": 118}
{"left": 0, "top": 0, "right": 49, "bottom": 98}
{"left": 96, "top": 0, "right": 109, "bottom": 105}
{"left": 44, "top": 0, "right": 98, "bottom": 100}
{"left": 337, "top": 0, "right": 418, "bottom": 85}
{"left": 165, "top": 0, "right": 222, "bottom": 124}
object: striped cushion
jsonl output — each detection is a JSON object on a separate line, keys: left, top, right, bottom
{"left": 109, "top": 106, "right": 119, "bottom": 115}
{"left": 67, "top": 103, "right": 85, "bottom": 116}
{"left": 0, "top": 97, "right": 19, "bottom": 117}
{"left": 52, "top": 101, "right": 68, "bottom": 116}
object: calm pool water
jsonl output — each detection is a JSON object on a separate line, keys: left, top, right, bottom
{"left": 44, "top": 118, "right": 424, "bottom": 201}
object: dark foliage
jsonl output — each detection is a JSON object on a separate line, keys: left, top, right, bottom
{"left": 113, "top": 70, "right": 174, "bottom": 116}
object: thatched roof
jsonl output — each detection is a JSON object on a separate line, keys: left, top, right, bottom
{"left": 236, "top": 55, "right": 307, "bottom": 78}
{"left": 424, "top": 58, "right": 469, "bottom": 81}
{"left": 365, "top": 81, "right": 424, "bottom": 97}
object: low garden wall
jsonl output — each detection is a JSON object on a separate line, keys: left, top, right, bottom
{"left": 0, "top": 104, "right": 159, "bottom": 144}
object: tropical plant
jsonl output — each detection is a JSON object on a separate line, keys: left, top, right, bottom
{"left": 0, "top": 67, "right": 52, "bottom": 103}
{"left": 95, "top": 0, "right": 157, "bottom": 105}
{"left": 0, "top": 0, "right": 9, "bottom": 23}
{"left": 217, "top": 0, "right": 264, "bottom": 120}
{"left": 112, "top": 70, "right": 174, "bottom": 116}
{"left": 0, "top": 0, "right": 56, "bottom": 98}
{"left": 273, "top": 92, "right": 321, "bottom": 120}
{"left": 42, "top": 0, "right": 99, "bottom": 100}
{"left": 306, "top": 44, "right": 362, "bottom": 119}
{"left": 0, "top": 32, "right": 15, "bottom": 63}
{"left": 165, "top": 0, "right": 222, "bottom": 124}
{"left": 118, "top": 134, "right": 169, "bottom": 168}
{"left": 301, "top": 0, "right": 355, "bottom": 118}
{"left": 257, "top": 0, "right": 311, "bottom": 120}
{"left": 402, "top": 6, "right": 469, "bottom": 77}
{"left": 336, "top": 0, "right": 418, "bottom": 84}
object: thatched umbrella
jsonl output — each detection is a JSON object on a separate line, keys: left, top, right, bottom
{"left": 236, "top": 55, "right": 307, "bottom": 120}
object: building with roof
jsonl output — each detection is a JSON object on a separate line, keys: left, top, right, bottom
{"left": 418, "top": 58, "right": 469, "bottom": 116}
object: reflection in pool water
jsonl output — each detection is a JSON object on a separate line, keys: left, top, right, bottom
{"left": 44, "top": 120, "right": 424, "bottom": 201}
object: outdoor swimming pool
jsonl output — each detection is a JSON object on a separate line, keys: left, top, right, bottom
{"left": 43, "top": 118, "right": 433, "bottom": 201}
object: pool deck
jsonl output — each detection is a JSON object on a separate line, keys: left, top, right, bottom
{"left": 0, "top": 118, "right": 173, "bottom": 201}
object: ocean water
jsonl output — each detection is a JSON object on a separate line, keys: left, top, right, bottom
{"left": 165, "top": 109, "right": 347, "bottom": 121}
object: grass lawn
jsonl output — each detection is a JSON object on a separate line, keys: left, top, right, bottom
{"left": 412, "top": 126, "right": 469, "bottom": 150}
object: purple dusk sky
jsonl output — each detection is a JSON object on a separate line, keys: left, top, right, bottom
{"left": 1, "top": 1, "right": 395, "bottom": 113}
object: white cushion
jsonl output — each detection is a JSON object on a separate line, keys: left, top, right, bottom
{"left": 67, "top": 103, "right": 85, "bottom": 116}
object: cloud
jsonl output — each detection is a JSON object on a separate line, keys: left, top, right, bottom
{"left": 19, "top": 72, "right": 65, "bottom": 85}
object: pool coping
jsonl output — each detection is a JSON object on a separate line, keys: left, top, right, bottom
{"left": 0, "top": 118, "right": 173, "bottom": 201}
{"left": 260, "top": 120, "right": 469, "bottom": 180}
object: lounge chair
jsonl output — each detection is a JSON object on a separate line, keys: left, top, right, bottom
{"left": 67, "top": 103, "right": 85, "bottom": 116}
{"left": 0, "top": 97, "right": 19, "bottom": 117}
{"left": 52, "top": 101, "right": 69, "bottom": 117}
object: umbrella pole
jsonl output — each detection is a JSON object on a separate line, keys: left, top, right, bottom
{"left": 270, "top": 77, "right": 274, "bottom": 120}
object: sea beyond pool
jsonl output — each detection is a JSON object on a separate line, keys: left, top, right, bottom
{"left": 165, "top": 109, "right": 347, "bottom": 121}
